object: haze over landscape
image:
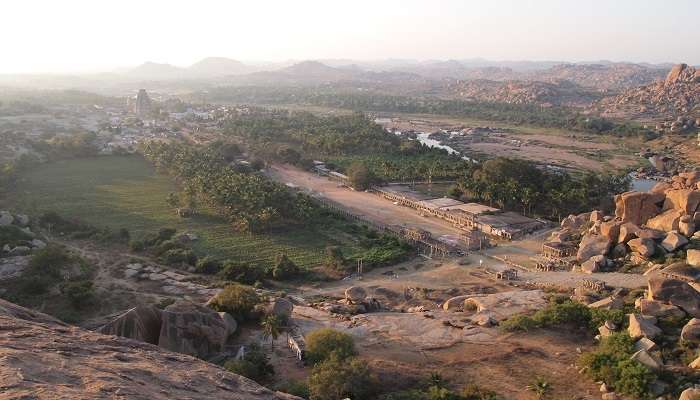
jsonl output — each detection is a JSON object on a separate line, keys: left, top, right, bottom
{"left": 2, "top": 2, "right": 700, "bottom": 400}
{"left": 2, "top": 0, "right": 700, "bottom": 74}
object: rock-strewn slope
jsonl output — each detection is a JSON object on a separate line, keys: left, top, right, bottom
{"left": 0, "top": 298, "right": 297, "bottom": 400}
{"left": 594, "top": 63, "right": 700, "bottom": 123}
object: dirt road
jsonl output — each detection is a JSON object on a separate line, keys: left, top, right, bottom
{"left": 268, "top": 164, "right": 465, "bottom": 239}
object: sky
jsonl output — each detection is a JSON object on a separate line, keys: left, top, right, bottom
{"left": 2, "top": 0, "right": 699, "bottom": 74}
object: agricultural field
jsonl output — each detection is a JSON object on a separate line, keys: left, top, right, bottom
{"left": 4, "top": 155, "right": 367, "bottom": 268}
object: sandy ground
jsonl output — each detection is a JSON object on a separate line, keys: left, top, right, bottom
{"left": 280, "top": 258, "right": 602, "bottom": 399}
{"left": 376, "top": 115, "right": 639, "bottom": 172}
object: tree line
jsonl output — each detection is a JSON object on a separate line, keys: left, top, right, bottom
{"left": 144, "top": 141, "right": 318, "bottom": 233}
{"left": 202, "top": 86, "right": 654, "bottom": 138}
{"left": 450, "top": 157, "right": 630, "bottom": 220}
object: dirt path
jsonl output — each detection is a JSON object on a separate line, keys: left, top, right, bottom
{"left": 268, "top": 164, "right": 465, "bottom": 238}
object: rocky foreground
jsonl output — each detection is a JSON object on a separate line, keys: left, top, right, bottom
{"left": 0, "top": 298, "right": 297, "bottom": 400}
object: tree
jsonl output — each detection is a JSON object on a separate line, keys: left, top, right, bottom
{"left": 272, "top": 253, "right": 300, "bottom": 280}
{"left": 305, "top": 328, "right": 356, "bottom": 364}
{"left": 208, "top": 283, "right": 260, "bottom": 320}
{"left": 346, "top": 161, "right": 374, "bottom": 190}
{"left": 260, "top": 314, "right": 282, "bottom": 350}
{"left": 165, "top": 192, "right": 180, "bottom": 208}
{"left": 325, "top": 246, "right": 345, "bottom": 271}
{"left": 308, "top": 353, "right": 375, "bottom": 400}
{"left": 224, "top": 343, "right": 274, "bottom": 383}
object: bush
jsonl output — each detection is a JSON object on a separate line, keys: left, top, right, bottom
{"left": 276, "top": 380, "right": 310, "bottom": 399}
{"left": 579, "top": 333, "right": 655, "bottom": 398}
{"left": 305, "top": 328, "right": 356, "bottom": 364}
{"left": 219, "top": 260, "right": 266, "bottom": 284}
{"left": 160, "top": 248, "right": 197, "bottom": 266}
{"left": 308, "top": 354, "right": 375, "bottom": 400}
{"left": 195, "top": 256, "right": 222, "bottom": 274}
{"left": 272, "top": 253, "right": 300, "bottom": 280}
{"left": 500, "top": 300, "right": 611, "bottom": 333}
{"left": 129, "top": 239, "right": 145, "bottom": 252}
{"left": 0, "top": 225, "right": 33, "bottom": 248}
{"left": 208, "top": 284, "right": 260, "bottom": 320}
{"left": 28, "top": 244, "right": 72, "bottom": 279}
{"left": 224, "top": 344, "right": 273, "bottom": 383}
{"left": 154, "top": 239, "right": 183, "bottom": 256}
{"left": 59, "top": 280, "right": 95, "bottom": 308}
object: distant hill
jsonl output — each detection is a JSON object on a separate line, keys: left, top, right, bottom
{"left": 126, "top": 62, "right": 185, "bottom": 80}
{"left": 188, "top": 57, "right": 256, "bottom": 77}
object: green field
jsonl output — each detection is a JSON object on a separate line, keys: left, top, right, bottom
{"left": 5, "top": 155, "right": 363, "bottom": 268}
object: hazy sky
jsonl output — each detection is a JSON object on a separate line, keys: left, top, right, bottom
{"left": 2, "top": 0, "right": 699, "bottom": 73}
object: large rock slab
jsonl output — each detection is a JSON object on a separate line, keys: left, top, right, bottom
{"left": 648, "top": 276, "right": 700, "bottom": 317}
{"left": 581, "top": 255, "right": 607, "bottom": 274}
{"left": 158, "top": 301, "right": 230, "bottom": 358}
{"left": 627, "top": 314, "right": 661, "bottom": 339}
{"left": 636, "top": 228, "right": 666, "bottom": 241}
{"left": 627, "top": 238, "right": 655, "bottom": 258}
{"left": 614, "top": 191, "right": 664, "bottom": 226}
{"left": 270, "top": 297, "right": 294, "bottom": 319}
{"left": 98, "top": 305, "right": 163, "bottom": 345}
{"left": 679, "top": 388, "right": 700, "bottom": 400}
{"left": 661, "top": 231, "right": 688, "bottom": 252}
{"left": 0, "top": 298, "right": 298, "bottom": 400}
{"left": 662, "top": 262, "right": 700, "bottom": 282}
{"left": 662, "top": 189, "right": 700, "bottom": 214}
{"left": 630, "top": 349, "right": 663, "bottom": 371}
{"left": 638, "top": 298, "right": 685, "bottom": 318}
{"left": 600, "top": 221, "right": 623, "bottom": 244}
{"left": 646, "top": 209, "right": 683, "bottom": 232}
{"left": 345, "top": 286, "right": 367, "bottom": 303}
{"left": 464, "top": 290, "right": 546, "bottom": 322}
{"left": 681, "top": 318, "right": 700, "bottom": 343}
{"left": 617, "top": 223, "right": 640, "bottom": 244}
{"left": 689, "top": 249, "right": 700, "bottom": 267}
{"left": 577, "top": 234, "right": 611, "bottom": 263}
{"left": 442, "top": 295, "right": 472, "bottom": 311}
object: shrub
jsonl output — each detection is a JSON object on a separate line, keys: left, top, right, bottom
{"left": 224, "top": 344, "right": 273, "bottom": 383}
{"left": 276, "top": 380, "right": 310, "bottom": 399}
{"left": 28, "top": 244, "right": 72, "bottom": 279}
{"left": 59, "top": 280, "right": 95, "bottom": 308}
{"left": 305, "top": 328, "right": 356, "bottom": 364}
{"left": 272, "top": 253, "right": 300, "bottom": 280}
{"left": 154, "top": 239, "right": 183, "bottom": 256}
{"left": 579, "top": 333, "right": 655, "bottom": 398}
{"left": 195, "top": 256, "right": 222, "bottom": 274}
{"left": 129, "top": 239, "right": 145, "bottom": 252}
{"left": 500, "top": 300, "right": 607, "bottom": 333}
{"left": 325, "top": 246, "right": 345, "bottom": 271}
{"left": 219, "top": 260, "right": 265, "bottom": 284}
{"left": 0, "top": 225, "right": 33, "bottom": 248}
{"left": 499, "top": 314, "right": 539, "bottom": 332}
{"left": 208, "top": 284, "right": 260, "bottom": 320}
{"left": 308, "top": 353, "right": 375, "bottom": 400}
{"left": 160, "top": 248, "right": 197, "bottom": 266}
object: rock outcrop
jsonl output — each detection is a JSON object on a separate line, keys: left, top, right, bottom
{"left": 0, "top": 298, "right": 298, "bottom": 400}
{"left": 648, "top": 276, "right": 700, "bottom": 318}
{"left": 98, "top": 305, "right": 163, "bottom": 345}
{"left": 98, "top": 300, "right": 237, "bottom": 359}
{"left": 595, "top": 63, "right": 700, "bottom": 122}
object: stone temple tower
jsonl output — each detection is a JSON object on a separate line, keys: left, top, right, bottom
{"left": 134, "top": 89, "right": 152, "bottom": 117}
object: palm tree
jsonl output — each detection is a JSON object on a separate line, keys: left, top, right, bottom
{"left": 260, "top": 314, "right": 282, "bottom": 351}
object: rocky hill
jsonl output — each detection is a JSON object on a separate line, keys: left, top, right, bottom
{"left": 447, "top": 79, "right": 598, "bottom": 107}
{"left": 593, "top": 63, "right": 700, "bottom": 123}
{"left": 529, "top": 63, "right": 667, "bottom": 91}
{"left": 0, "top": 298, "right": 298, "bottom": 400}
